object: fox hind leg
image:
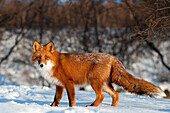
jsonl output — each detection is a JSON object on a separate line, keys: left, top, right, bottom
{"left": 103, "top": 83, "right": 119, "bottom": 107}
{"left": 86, "top": 81, "right": 105, "bottom": 107}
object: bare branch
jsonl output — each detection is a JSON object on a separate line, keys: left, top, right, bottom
{"left": 0, "top": 30, "right": 25, "bottom": 64}
{"left": 0, "top": 1, "right": 35, "bottom": 27}
{"left": 124, "top": 0, "right": 170, "bottom": 71}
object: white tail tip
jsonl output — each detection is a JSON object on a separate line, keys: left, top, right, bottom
{"left": 152, "top": 89, "right": 166, "bottom": 98}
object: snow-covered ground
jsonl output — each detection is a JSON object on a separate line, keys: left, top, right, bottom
{"left": 0, "top": 85, "right": 170, "bottom": 113}
{"left": 0, "top": 75, "right": 170, "bottom": 113}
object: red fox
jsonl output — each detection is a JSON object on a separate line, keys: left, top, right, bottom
{"left": 32, "top": 41, "right": 166, "bottom": 107}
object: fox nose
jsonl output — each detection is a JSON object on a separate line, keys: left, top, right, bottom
{"left": 40, "top": 64, "right": 44, "bottom": 68}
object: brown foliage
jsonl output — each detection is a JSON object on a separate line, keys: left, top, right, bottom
{"left": 0, "top": 0, "right": 142, "bottom": 29}
{"left": 0, "top": 0, "right": 169, "bottom": 75}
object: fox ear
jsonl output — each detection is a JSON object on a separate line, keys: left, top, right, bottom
{"left": 32, "top": 41, "right": 42, "bottom": 53}
{"left": 46, "top": 42, "right": 55, "bottom": 53}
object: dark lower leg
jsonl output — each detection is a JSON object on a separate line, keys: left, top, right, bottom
{"left": 51, "top": 85, "right": 64, "bottom": 107}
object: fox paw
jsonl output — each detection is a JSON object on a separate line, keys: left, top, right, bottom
{"left": 50, "top": 102, "right": 58, "bottom": 107}
{"left": 86, "top": 105, "right": 91, "bottom": 107}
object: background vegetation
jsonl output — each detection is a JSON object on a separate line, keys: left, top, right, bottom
{"left": 0, "top": 0, "right": 169, "bottom": 93}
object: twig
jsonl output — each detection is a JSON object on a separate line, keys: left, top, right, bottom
{"left": 0, "top": 1, "right": 35, "bottom": 27}
{"left": 0, "top": 30, "right": 25, "bottom": 64}
{"left": 124, "top": 1, "right": 170, "bottom": 71}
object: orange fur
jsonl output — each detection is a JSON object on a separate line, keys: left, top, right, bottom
{"left": 32, "top": 41, "right": 166, "bottom": 107}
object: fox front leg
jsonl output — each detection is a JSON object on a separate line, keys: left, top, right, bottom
{"left": 65, "top": 81, "right": 76, "bottom": 107}
{"left": 51, "top": 85, "right": 64, "bottom": 107}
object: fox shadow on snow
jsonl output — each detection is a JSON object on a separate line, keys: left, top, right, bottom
{"left": 0, "top": 98, "right": 92, "bottom": 106}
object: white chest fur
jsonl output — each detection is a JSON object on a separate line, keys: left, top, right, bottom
{"left": 35, "top": 61, "right": 63, "bottom": 87}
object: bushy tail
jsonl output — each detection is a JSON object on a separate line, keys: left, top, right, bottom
{"left": 111, "top": 59, "right": 166, "bottom": 98}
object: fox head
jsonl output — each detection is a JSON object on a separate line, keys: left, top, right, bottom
{"left": 32, "top": 41, "right": 56, "bottom": 69}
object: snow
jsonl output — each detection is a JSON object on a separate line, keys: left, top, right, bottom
{"left": 160, "top": 82, "right": 170, "bottom": 91}
{"left": 0, "top": 85, "right": 170, "bottom": 113}
{"left": 0, "top": 74, "right": 14, "bottom": 85}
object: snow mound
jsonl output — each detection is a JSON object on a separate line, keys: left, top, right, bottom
{"left": 0, "top": 74, "right": 13, "bottom": 85}
{"left": 0, "top": 85, "right": 170, "bottom": 113}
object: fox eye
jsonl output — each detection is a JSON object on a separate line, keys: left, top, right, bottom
{"left": 45, "top": 57, "right": 49, "bottom": 59}
{"left": 38, "top": 57, "right": 41, "bottom": 59}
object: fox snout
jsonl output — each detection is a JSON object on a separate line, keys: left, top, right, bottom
{"left": 40, "top": 64, "right": 44, "bottom": 68}
{"left": 36, "top": 62, "right": 44, "bottom": 68}
{"left": 35, "top": 61, "right": 54, "bottom": 70}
